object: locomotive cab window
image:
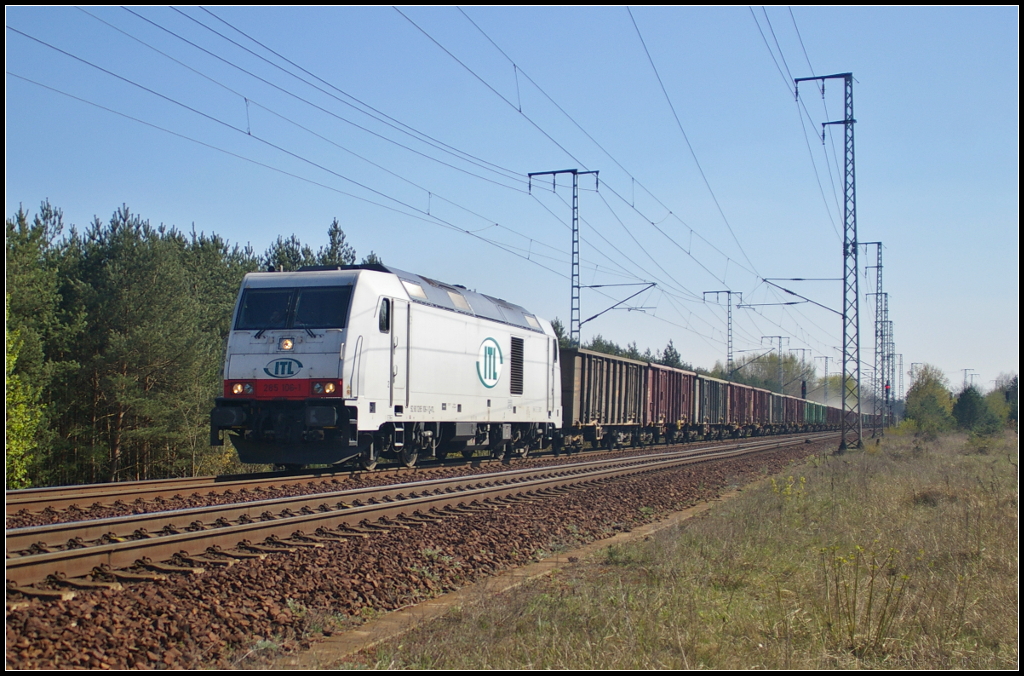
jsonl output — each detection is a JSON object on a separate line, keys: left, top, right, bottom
{"left": 379, "top": 298, "right": 391, "bottom": 333}
{"left": 235, "top": 286, "right": 353, "bottom": 330}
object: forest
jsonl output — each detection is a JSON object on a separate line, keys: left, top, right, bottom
{"left": 5, "top": 203, "right": 375, "bottom": 488}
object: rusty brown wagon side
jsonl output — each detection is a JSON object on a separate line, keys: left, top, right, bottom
{"left": 560, "top": 348, "right": 647, "bottom": 450}
{"left": 645, "top": 363, "right": 697, "bottom": 443}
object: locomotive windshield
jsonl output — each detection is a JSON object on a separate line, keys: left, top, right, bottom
{"left": 235, "top": 286, "right": 353, "bottom": 330}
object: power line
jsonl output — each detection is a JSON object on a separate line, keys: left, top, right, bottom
{"left": 749, "top": 6, "right": 793, "bottom": 94}
{"left": 748, "top": 6, "right": 842, "bottom": 240}
{"left": 627, "top": 7, "right": 760, "bottom": 276}
{"left": 4, "top": 66, "right": 571, "bottom": 282}
{"left": 761, "top": 7, "right": 795, "bottom": 85}
{"left": 192, "top": 6, "right": 528, "bottom": 184}
{"left": 454, "top": 7, "right": 764, "bottom": 285}
{"left": 393, "top": 6, "right": 587, "bottom": 170}
{"left": 122, "top": 7, "right": 529, "bottom": 191}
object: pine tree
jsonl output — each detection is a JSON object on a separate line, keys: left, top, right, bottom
{"left": 316, "top": 218, "right": 356, "bottom": 266}
{"left": 952, "top": 386, "right": 1001, "bottom": 435}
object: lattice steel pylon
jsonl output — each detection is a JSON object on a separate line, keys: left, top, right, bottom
{"left": 864, "top": 241, "right": 883, "bottom": 437}
{"left": 704, "top": 291, "right": 741, "bottom": 377}
{"left": 885, "top": 316, "right": 895, "bottom": 427}
{"left": 796, "top": 72, "right": 861, "bottom": 451}
{"left": 528, "top": 169, "right": 599, "bottom": 347}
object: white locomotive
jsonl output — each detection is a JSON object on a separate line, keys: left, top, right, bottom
{"left": 210, "top": 265, "right": 562, "bottom": 468}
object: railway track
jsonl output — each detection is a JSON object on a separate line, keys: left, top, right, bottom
{"left": 6, "top": 432, "right": 814, "bottom": 525}
{"left": 7, "top": 433, "right": 833, "bottom": 592}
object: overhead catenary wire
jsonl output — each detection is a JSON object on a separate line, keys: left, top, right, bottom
{"left": 458, "top": 5, "right": 756, "bottom": 281}
{"left": 449, "top": 7, "right": 766, "bottom": 285}
{"left": 451, "top": 7, "right": 801, "bottom": 348}
{"left": 4, "top": 63, "right": 577, "bottom": 281}
{"left": 120, "top": 7, "right": 531, "bottom": 192}
{"left": 78, "top": 9, "right": 632, "bottom": 282}
{"left": 197, "top": 7, "right": 527, "bottom": 185}
{"left": 627, "top": 7, "right": 761, "bottom": 277}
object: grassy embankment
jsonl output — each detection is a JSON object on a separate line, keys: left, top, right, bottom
{"left": 354, "top": 431, "right": 1018, "bottom": 669}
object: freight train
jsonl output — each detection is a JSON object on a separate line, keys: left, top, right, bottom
{"left": 210, "top": 264, "right": 864, "bottom": 469}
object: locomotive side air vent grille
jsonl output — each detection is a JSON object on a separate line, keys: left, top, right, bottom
{"left": 510, "top": 337, "right": 524, "bottom": 396}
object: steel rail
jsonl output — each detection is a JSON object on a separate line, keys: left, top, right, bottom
{"left": 5, "top": 465, "right": 416, "bottom": 517}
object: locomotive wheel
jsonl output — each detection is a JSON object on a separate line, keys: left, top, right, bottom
{"left": 358, "top": 442, "right": 378, "bottom": 471}
{"left": 399, "top": 447, "right": 419, "bottom": 468}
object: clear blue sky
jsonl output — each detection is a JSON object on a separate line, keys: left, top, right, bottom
{"left": 6, "top": 6, "right": 1018, "bottom": 395}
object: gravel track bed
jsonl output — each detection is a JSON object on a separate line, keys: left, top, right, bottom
{"left": 6, "top": 441, "right": 826, "bottom": 670}
{"left": 6, "top": 443, "right": 727, "bottom": 530}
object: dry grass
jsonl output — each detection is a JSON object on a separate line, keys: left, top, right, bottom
{"left": 347, "top": 431, "right": 1018, "bottom": 669}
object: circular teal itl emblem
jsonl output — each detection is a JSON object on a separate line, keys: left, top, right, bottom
{"left": 476, "top": 338, "right": 503, "bottom": 388}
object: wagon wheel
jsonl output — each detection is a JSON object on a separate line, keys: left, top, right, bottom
{"left": 492, "top": 442, "right": 507, "bottom": 460}
{"left": 505, "top": 444, "right": 529, "bottom": 461}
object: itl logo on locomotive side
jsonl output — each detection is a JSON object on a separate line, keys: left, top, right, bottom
{"left": 476, "top": 337, "right": 503, "bottom": 389}
{"left": 264, "top": 358, "right": 303, "bottom": 378}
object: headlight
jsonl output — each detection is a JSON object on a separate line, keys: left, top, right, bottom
{"left": 232, "top": 382, "right": 245, "bottom": 395}
{"left": 312, "top": 381, "right": 337, "bottom": 395}
{"left": 279, "top": 337, "right": 294, "bottom": 351}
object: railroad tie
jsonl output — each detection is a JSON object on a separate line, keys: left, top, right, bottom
{"left": 47, "top": 572, "right": 122, "bottom": 591}
{"left": 139, "top": 558, "right": 205, "bottom": 575}
{"left": 239, "top": 539, "right": 296, "bottom": 554}
{"left": 6, "top": 586, "right": 76, "bottom": 602}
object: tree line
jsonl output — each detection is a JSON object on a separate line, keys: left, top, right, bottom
{"left": 902, "top": 364, "right": 1016, "bottom": 437}
{"left": 550, "top": 319, "right": 698, "bottom": 373}
{"left": 5, "top": 203, "right": 377, "bottom": 488}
